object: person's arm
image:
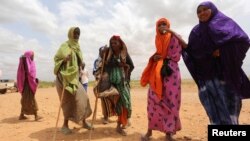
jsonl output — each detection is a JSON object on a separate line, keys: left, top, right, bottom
{"left": 212, "top": 49, "right": 220, "bottom": 57}
{"left": 126, "top": 54, "right": 134, "bottom": 73}
{"left": 54, "top": 53, "right": 71, "bottom": 75}
{"left": 168, "top": 29, "right": 188, "bottom": 49}
{"left": 168, "top": 37, "right": 182, "bottom": 62}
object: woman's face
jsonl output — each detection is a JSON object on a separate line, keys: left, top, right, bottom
{"left": 197, "top": 5, "right": 212, "bottom": 22}
{"left": 157, "top": 21, "right": 168, "bottom": 34}
{"left": 73, "top": 28, "right": 80, "bottom": 40}
{"left": 110, "top": 39, "right": 121, "bottom": 53}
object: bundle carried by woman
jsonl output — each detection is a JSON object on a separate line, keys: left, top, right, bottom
{"left": 93, "top": 48, "right": 119, "bottom": 98}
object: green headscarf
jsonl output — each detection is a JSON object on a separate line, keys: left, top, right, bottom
{"left": 54, "top": 27, "right": 83, "bottom": 94}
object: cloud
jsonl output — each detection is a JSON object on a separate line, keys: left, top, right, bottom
{"left": 0, "top": 27, "right": 54, "bottom": 81}
{"left": 0, "top": 0, "right": 57, "bottom": 34}
{"left": 0, "top": 0, "right": 250, "bottom": 81}
{"left": 59, "top": 1, "right": 89, "bottom": 23}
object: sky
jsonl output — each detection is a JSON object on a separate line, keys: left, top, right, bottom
{"left": 0, "top": 0, "right": 250, "bottom": 81}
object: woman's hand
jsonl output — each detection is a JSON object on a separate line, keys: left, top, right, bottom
{"left": 153, "top": 54, "right": 162, "bottom": 61}
{"left": 212, "top": 49, "right": 220, "bottom": 57}
{"left": 124, "top": 64, "right": 130, "bottom": 70}
{"left": 166, "top": 28, "right": 188, "bottom": 48}
{"left": 64, "top": 54, "right": 71, "bottom": 63}
{"left": 119, "top": 62, "right": 130, "bottom": 69}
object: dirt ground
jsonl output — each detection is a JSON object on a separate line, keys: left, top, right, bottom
{"left": 0, "top": 83, "right": 250, "bottom": 141}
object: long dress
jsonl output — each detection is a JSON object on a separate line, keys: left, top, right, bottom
{"left": 106, "top": 54, "right": 132, "bottom": 126}
{"left": 21, "top": 80, "right": 38, "bottom": 115}
{"left": 54, "top": 27, "right": 92, "bottom": 123}
{"left": 147, "top": 36, "right": 182, "bottom": 134}
{"left": 109, "top": 66, "right": 131, "bottom": 126}
{"left": 17, "top": 52, "right": 39, "bottom": 116}
{"left": 182, "top": 1, "right": 250, "bottom": 125}
{"left": 55, "top": 74, "right": 92, "bottom": 124}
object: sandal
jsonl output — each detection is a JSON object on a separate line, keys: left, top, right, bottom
{"left": 116, "top": 127, "right": 127, "bottom": 136}
{"left": 60, "top": 126, "right": 72, "bottom": 135}
{"left": 83, "top": 122, "right": 94, "bottom": 130}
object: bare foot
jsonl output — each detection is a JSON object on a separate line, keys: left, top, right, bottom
{"left": 166, "top": 133, "right": 174, "bottom": 141}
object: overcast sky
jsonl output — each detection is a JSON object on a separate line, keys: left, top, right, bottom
{"left": 0, "top": 0, "right": 250, "bottom": 81}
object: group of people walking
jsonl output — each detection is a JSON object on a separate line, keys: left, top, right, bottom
{"left": 16, "top": 1, "right": 250, "bottom": 141}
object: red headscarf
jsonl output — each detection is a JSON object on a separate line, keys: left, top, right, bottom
{"left": 140, "top": 18, "right": 171, "bottom": 99}
{"left": 106, "top": 35, "right": 127, "bottom": 64}
{"left": 17, "top": 51, "right": 38, "bottom": 94}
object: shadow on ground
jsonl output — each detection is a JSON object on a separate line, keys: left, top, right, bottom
{"left": 1, "top": 116, "right": 40, "bottom": 124}
{"left": 29, "top": 126, "right": 142, "bottom": 141}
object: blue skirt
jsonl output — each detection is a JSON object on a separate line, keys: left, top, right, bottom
{"left": 198, "top": 78, "right": 242, "bottom": 125}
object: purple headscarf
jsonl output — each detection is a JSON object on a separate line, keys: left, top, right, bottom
{"left": 183, "top": 1, "right": 250, "bottom": 98}
{"left": 17, "top": 51, "right": 38, "bottom": 94}
{"left": 193, "top": 1, "right": 250, "bottom": 46}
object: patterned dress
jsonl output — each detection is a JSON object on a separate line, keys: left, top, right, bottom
{"left": 147, "top": 36, "right": 182, "bottom": 134}
{"left": 107, "top": 55, "right": 132, "bottom": 126}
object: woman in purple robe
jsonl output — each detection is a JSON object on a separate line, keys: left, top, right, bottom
{"left": 185, "top": 1, "right": 250, "bottom": 124}
{"left": 172, "top": 1, "right": 250, "bottom": 125}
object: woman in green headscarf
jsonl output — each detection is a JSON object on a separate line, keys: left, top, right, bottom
{"left": 54, "top": 27, "right": 92, "bottom": 134}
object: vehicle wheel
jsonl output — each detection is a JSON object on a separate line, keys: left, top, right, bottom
{"left": 0, "top": 88, "right": 7, "bottom": 94}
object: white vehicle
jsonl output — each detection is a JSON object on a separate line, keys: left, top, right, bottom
{"left": 0, "top": 79, "right": 18, "bottom": 94}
